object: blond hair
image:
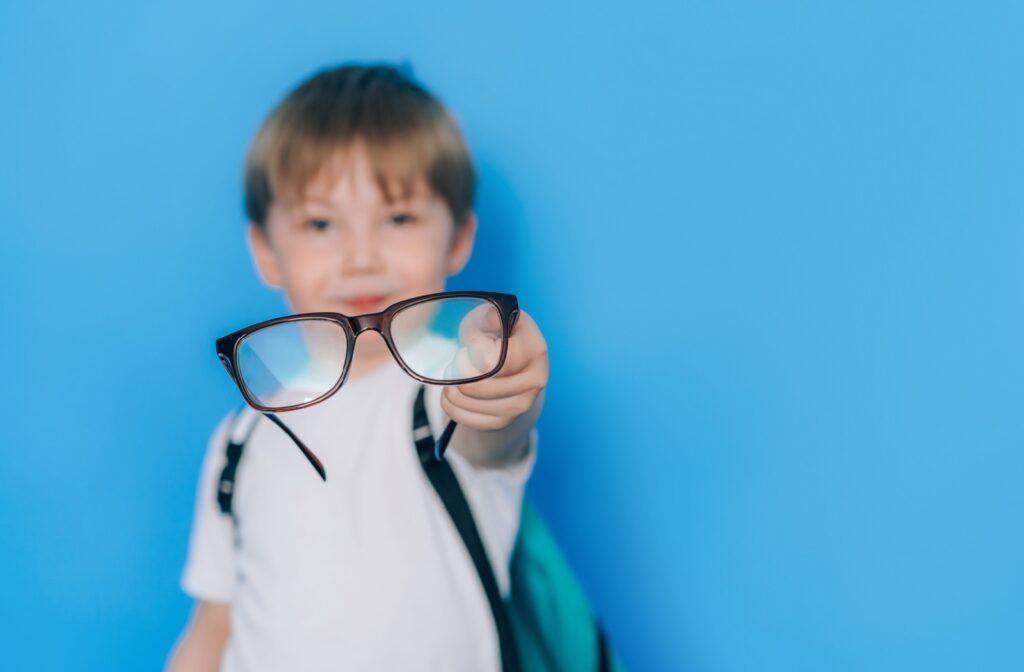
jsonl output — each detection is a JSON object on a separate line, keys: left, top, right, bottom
{"left": 244, "top": 63, "right": 475, "bottom": 229}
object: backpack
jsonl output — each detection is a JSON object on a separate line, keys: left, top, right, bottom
{"left": 215, "top": 384, "right": 623, "bottom": 672}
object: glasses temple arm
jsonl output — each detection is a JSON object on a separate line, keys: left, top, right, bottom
{"left": 435, "top": 419, "right": 458, "bottom": 461}
{"left": 261, "top": 409, "right": 445, "bottom": 473}
{"left": 262, "top": 412, "right": 327, "bottom": 481}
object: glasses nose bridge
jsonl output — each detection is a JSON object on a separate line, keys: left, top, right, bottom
{"left": 351, "top": 313, "right": 386, "bottom": 336}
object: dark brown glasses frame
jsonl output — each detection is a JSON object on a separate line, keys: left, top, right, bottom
{"left": 215, "top": 291, "right": 520, "bottom": 480}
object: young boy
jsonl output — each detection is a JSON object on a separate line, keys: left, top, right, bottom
{"left": 166, "top": 64, "right": 549, "bottom": 671}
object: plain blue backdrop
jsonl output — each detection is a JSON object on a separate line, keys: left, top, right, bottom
{"left": 1, "top": 1, "right": 1021, "bottom": 670}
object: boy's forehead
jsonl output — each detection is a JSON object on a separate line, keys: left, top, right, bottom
{"left": 284, "top": 155, "right": 434, "bottom": 208}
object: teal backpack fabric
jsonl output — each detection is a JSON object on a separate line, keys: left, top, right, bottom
{"left": 509, "top": 499, "right": 623, "bottom": 672}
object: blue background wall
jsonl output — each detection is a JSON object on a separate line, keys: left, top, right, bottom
{"left": 1, "top": 2, "right": 1021, "bottom": 670}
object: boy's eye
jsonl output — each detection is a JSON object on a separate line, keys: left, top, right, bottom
{"left": 305, "top": 218, "right": 331, "bottom": 232}
{"left": 388, "top": 213, "right": 417, "bottom": 226}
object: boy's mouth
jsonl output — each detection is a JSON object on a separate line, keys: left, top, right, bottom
{"left": 346, "top": 295, "right": 390, "bottom": 314}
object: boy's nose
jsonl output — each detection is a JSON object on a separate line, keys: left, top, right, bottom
{"left": 340, "top": 227, "right": 384, "bottom": 274}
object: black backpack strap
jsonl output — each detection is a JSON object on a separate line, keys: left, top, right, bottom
{"left": 216, "top": 406, "right": 261, "bottom": 516}
{"left": 597, "top": 622, "right": 611, "bottom": 672}
{"left": 412, "top": 385, "right": 522, "bottom": 672}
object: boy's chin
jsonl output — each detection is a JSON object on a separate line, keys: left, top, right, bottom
{"left": 350, "top": 338, "right": 393, "bottom": 360}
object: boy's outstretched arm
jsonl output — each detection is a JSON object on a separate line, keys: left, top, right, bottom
{"left": 442, "top": 309, "right": 549, "bottom": 469}
{"left": 165, "top": 600, "right": 230, "bottom": 672}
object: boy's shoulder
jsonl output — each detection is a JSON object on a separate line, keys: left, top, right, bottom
{"left": 200, "top": 405, "right": 257, "bottom": 457}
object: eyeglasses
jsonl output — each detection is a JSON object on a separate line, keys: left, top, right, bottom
{"left": 215, "top": 291, "right": 520, "bottom": 481}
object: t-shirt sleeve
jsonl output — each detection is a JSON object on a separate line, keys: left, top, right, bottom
{"left": 180, "top": 412, "right": 237, "bottom": 604}
{"left": 444, "top": 424, "right": 539, "bottom": 597}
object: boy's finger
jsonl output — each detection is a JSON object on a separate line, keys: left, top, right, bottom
{"left": 456, "top": 367, "right": 546, "bottom": 400}
{"left": 492, "top": 331, "right": 534, "bottom": 378}
{"left": 440, "top": 391, "right": 515, "bottom": 431}
{"left": 443, "top": 346, "right": 478, "bottom": 380}
{"left": 451, "top": 307, "right": 542, "bottom": 380}
{"left": 458, "top": 302, "right": 502, "bottom": 345}
{"left": 443, "top": 333, "right": 501, "bottom": 380}
{"left": 497, "top": 312, "right": 546, "bottom": 378}
{"left": 444, "top": 384, "right": 538, "bottom": 417}
{"left": 466, "top": 332, "right": 502, "bottom": 374}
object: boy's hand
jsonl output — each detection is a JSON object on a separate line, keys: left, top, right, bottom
{"left": 440, "top": 308, "right": 548, "bottom": 466}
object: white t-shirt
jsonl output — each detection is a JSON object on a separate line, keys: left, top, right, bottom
{"left": 181, "top": 359, "right": 537, "bottom": 671}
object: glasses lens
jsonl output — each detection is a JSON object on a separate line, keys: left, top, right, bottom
{"left": 236, "top": 319, "right": 349, "bottom": 408}
{"left": 391, "top": 297, "right": 506, "bottom": 382}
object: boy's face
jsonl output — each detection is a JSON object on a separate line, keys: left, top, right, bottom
{"left": 247, "top": 143, "right": 477, "bottom": 375}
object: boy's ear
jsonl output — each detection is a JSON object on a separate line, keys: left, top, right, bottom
{"left": 446, "top": 212, "right": 477, "bottom": 276}
{"left": 247, "top": 223, "right": 283, "bottom": 288}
